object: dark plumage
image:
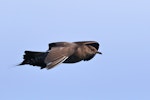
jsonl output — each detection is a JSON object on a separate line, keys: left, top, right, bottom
{"left": 19, "top": 41, "right": 102, "bottom": 69}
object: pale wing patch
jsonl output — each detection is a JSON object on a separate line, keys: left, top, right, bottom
{"left": 45, "top": 47, "right": 71, "bottom": 63}
{"left": 46, "top": 56, "right": 68, "bottom": 69}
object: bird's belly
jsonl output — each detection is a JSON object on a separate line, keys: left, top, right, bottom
{"left": 63, "top": 55, "right": 82, "bottom": 63}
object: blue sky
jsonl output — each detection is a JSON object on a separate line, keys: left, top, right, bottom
{"left": 0, "top": 0, "right": 150, "bottom": 100}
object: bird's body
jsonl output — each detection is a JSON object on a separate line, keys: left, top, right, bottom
{"left": 19, "top": 41, "right": 102, "bottom": 69}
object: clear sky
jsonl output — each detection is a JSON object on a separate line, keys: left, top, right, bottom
{"left": 0, "top": 0, "right": 150, "bottom": 100}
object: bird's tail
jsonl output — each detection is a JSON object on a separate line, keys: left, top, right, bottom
{"left": 19, "top": 51, "right": 48, "bottom": 69}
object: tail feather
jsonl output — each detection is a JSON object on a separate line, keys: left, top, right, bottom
{"left": 19, "top": 51, "right": 48, "bottom": 69}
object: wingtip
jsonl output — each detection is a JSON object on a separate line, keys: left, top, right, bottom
{"left": 16, "top": 63, "right": 23, "bottom": 66}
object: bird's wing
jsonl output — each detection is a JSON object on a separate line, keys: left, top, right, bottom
{"left": 48, "top": 42, "right": 68, "bottom": 50}
{"left": 74, "top": 41, "right": 99, "bottom": 50}
{"left": 44, "top": 47, "right": 74, "bottom": 69}
{"left": 46, "top": 56, "right": 68, "bottom": 69}
{"left": 48, "top": 43, "right": 56, "bottom": 50}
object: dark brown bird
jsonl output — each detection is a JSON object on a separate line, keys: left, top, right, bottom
{"left": 19, "top": 41, "right": 102, "bottom": 69}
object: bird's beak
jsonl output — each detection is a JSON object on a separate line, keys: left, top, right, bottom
{"left": 97, "top": 51, "right": 102, "bottom": 54}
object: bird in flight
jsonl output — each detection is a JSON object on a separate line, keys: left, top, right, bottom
{"left": 19, "top": 41, "right": 102, "bottom": 69}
